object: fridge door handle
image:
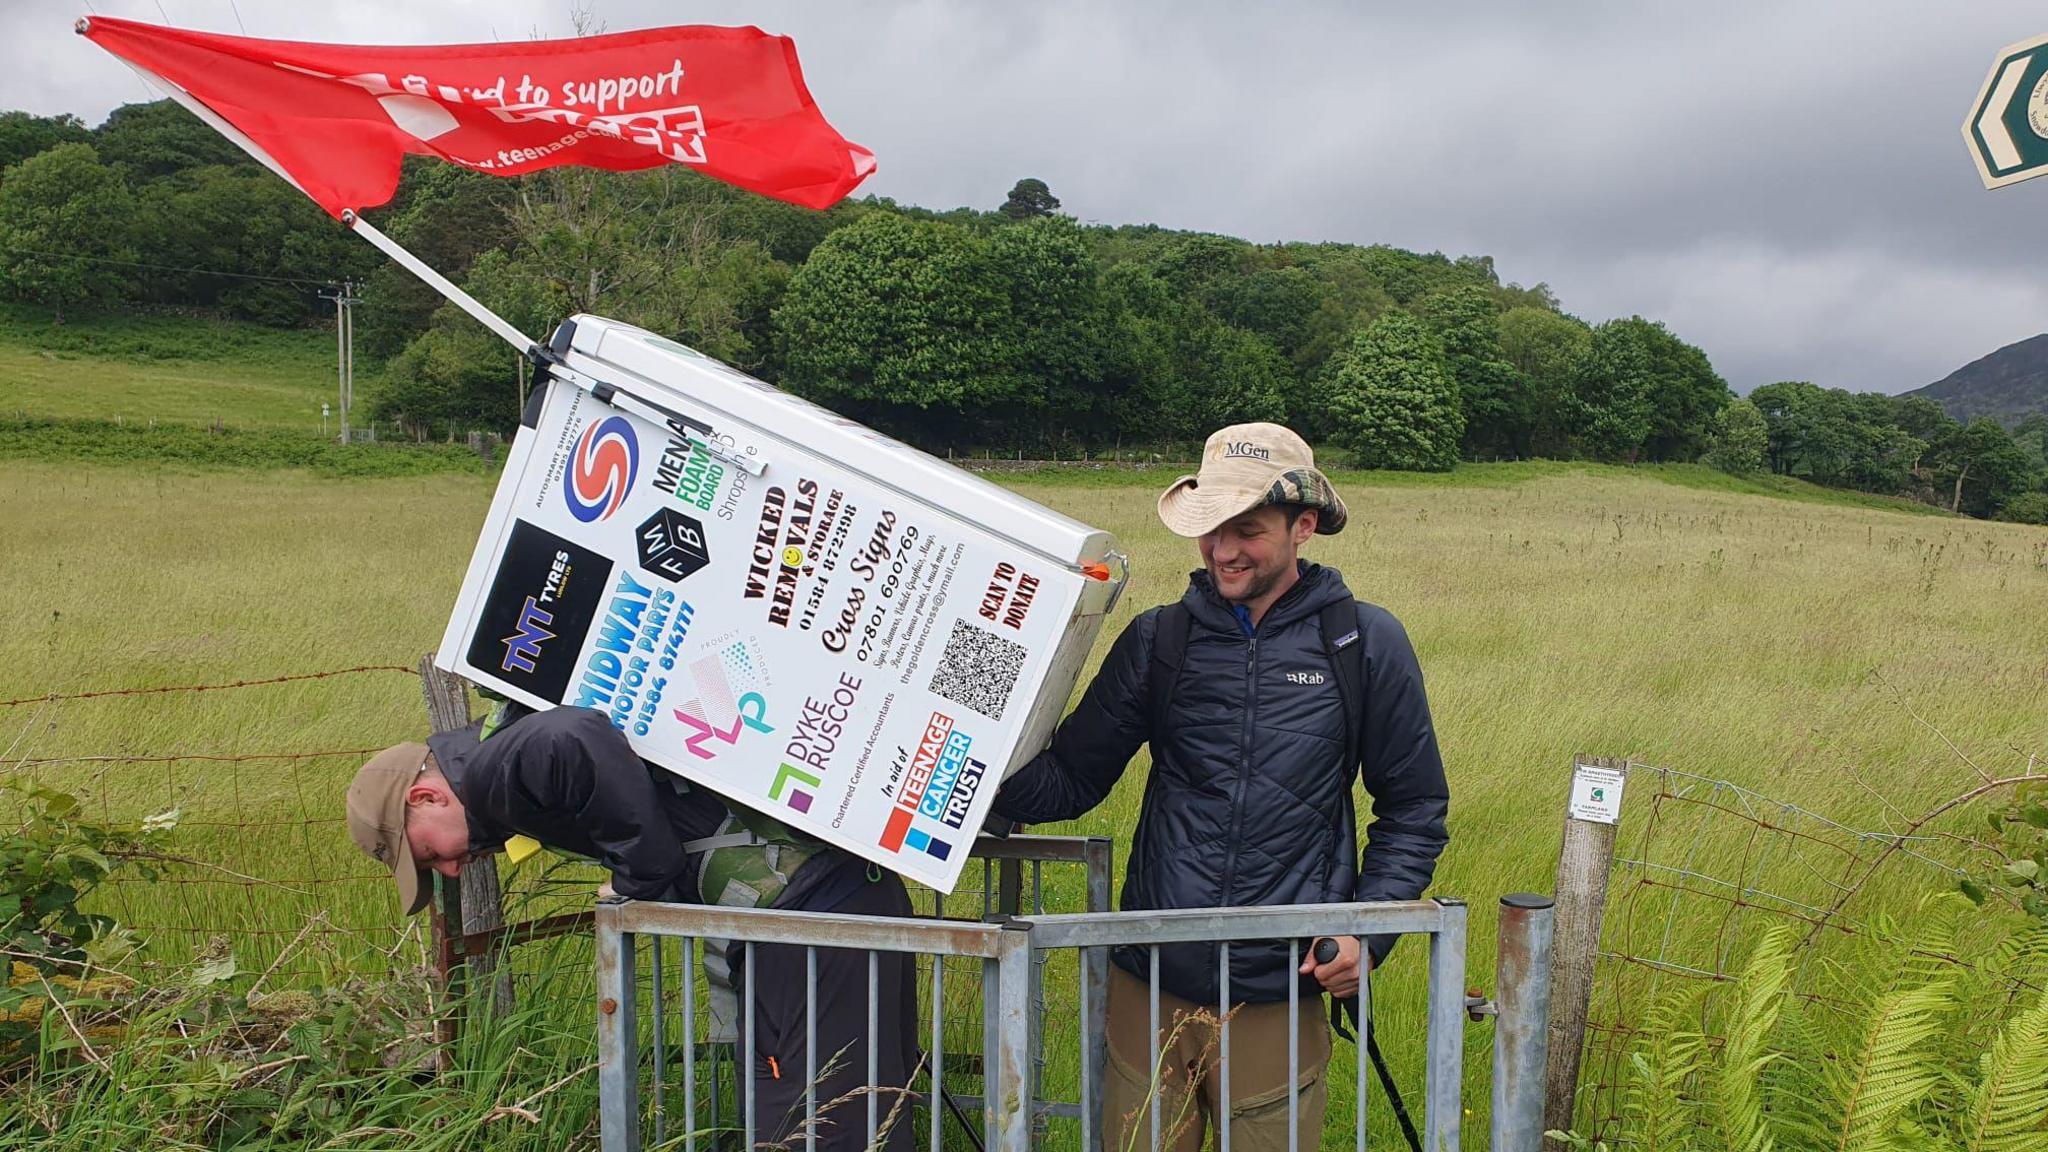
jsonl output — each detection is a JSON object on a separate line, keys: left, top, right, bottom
{"left": 556, "top": 364, "right": 770, "bottom": 476}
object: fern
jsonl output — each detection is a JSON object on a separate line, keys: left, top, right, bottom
{"left": 1623, "top": 989, "right": 1705, "bottom": 1152}
{"left": 1960, "top": 985, "right": 2048, "bottom": 1152}
{"left": 1820, "top": 976, "right": 1953, "bottom": 1152}
{"left": 1889, "top": 901, "right": 1961, "bottom": 991}
{"left": 1983, "top": 921, "right": 2048, "bottom": 998}
{"left": 1762, "top": 1000, "right": 1833, "bottom": 1151}
{"left": 1712, "top": 925, "right": 1796, "bottom": 1152}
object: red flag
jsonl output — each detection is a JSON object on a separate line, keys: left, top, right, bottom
{"left": 79, "top": 16, "right": 876, "bottom": 216}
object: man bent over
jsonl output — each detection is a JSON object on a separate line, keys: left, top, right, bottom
{"left": 348, "top": 703, "right": 917, "bottom": 1151}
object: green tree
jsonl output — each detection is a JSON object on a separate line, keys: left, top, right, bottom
{"left": 1095, "top": 264, "right": 1180, "bottom": 439}
{"left": 509, "top": 167, "right": 778, "bottom": 364}
{"left": 1497, "top": 305, "right": 1591, "bottom": 457}
{"left": 1096, "top": 264, "right": 1287, "bottom": 445}
{"left": 775, "top": 211, "right": 1022, "bottom": 439}
{"left": 0, "top": 143, "right": 136, "bottom": 323}
{"left": 1325, "top": 310, "right": 1464, "bottom": 471}
{"left": 1606, "top": 316, "right": 1728, "bottom": 461}
{"left": 1183, "top": 319, "right": 1289, "bottom": 433}
{"left": 998, "top": 177, "right": 1061, "bottom": 220}
{"left": 94, "top": 99, "right": 253, "bottom": 182}
{"left": 1278, "top": 246, "right": 1397, "bottom": 389}
{"left": 1930, "top": 417, "right": 2035, "bottom": 516}
{"left": 128, "top": 164, "right": 367, "bottom": 324}
{"left": 1151, "top": 233, "right": 1251, "bottom": 294}
{"left": 1704, "top": 397, "right": 1769, "bottom": 473}
{"left": 2011, "top": 412, "right": 2048, "bottom": 472}
{"left": 1748, "top": 380, "right": 1924, "bottom": 492}
{"left": 1418, "top": 285, "right": 1523, "bottom": 458}
{"left": 1890, "top": 395, "right": 1955, "bottom": 450}
{"left": 355, "top": 161, "right": 518, "bottom": 359}
{"left": 1997, "top": 490, "right": 2048, "bottom": 524}
{"left": 1205, "top": 266, "right": 1320, "bottom": 426}
{"left": 1570, "top": 319, "right": 1655, "bottom": 462}
{"left": 985, "top": 217, "right": 1110, "bottom": 442}
{"left": 0, "top": 111, "right": 89, "bottom": 175}
{"left": 372, "top": 249, "right": 568, "bottom": 435}
{"left": 1207, "top": 266, "right": 1320, "bottom": 362}
{"left": 1355, "top": 244, "right": 1496, "bottom": 304}
{"left": 1749, "top": 380, "right": 1820, "bottom": 475}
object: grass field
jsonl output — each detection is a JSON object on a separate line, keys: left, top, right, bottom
{"left": 3, "top": 310, "right": 2045, "bottom": 1147}
{"left": 0, "top": 304, "right": 361, "bottom": 432}
{"left": 4, "top": 448, "right": 2045, "bottom": 1148}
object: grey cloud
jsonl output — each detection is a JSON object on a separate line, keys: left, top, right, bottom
{"left": 8, "top": 0, "right": 2048, "bottom": 392}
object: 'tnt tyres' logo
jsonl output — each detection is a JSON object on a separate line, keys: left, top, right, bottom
{"left": 467, "top": 521, "right": 612, "bottom": 703}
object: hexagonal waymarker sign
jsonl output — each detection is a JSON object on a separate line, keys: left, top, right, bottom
{"left": 1965, "top": 33, "right": 2048, "bottom": 189}
{"left": 635, "top": 506, "right": 710, "bottom": 584}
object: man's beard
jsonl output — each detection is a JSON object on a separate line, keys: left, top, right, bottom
{"left": 1215, "top": 558, "right": 1287, "bottom": 605}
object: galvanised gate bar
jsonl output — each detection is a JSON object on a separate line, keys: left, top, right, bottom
{"left": 594, "top": 841, "right": 1553, "bottom": 1152}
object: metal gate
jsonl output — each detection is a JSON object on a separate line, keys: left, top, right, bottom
{"left": 596, "top": 885, "right": 1553, "bottom": 1151}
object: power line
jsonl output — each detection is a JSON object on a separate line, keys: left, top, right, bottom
{"left": 226, "top": 0, "right": 247, "bottom": 35}
{"left": 0, "top": 242, "right": 339, "bottom": 289}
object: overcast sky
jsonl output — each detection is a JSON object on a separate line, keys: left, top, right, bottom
{"left": 6, "top": 0, "right": 2048, "bottom": 394}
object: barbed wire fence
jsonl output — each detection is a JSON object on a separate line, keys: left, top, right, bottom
{"left": 11, "top": 664, "right": 2045, "bottom": 1142}
{"left": 1572, "top": 754, "right": 2046, "bottom": 1143}
{"left": 0, "top": 663, "right": 1024, "bottom": 979}
{"left": 0, "top": 665, "right": 448, "bottom": 974}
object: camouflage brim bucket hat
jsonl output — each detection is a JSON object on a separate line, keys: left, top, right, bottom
{"left": 1156, "top": 422, "right": 1348, "bottom": 538}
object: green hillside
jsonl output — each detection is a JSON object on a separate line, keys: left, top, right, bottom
{"left": 0, "top": 302, "right": 357, "bottom": 431}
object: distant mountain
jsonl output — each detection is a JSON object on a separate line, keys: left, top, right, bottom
{"left": 1902, "top": 334, "right": 2048, "bottom": 427}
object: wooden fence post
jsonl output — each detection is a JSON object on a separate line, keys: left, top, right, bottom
{"left": 420, "top": 654, "right": 513, "bottom": 1032}
{"left": 1542, "top": 754, "right": 1628, "bottom": 1141}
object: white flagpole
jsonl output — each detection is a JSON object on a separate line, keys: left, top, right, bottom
{"left": 84, "top": 18, "right": 537, "bottom": 357}
{"left": 342, "top": 211, "right": 534, "bottom": 353}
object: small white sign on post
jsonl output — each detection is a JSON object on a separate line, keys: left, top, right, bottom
{"left": 1567, "top": 763, "right": 1626, "bottom": 825}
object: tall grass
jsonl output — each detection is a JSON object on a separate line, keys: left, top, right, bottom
{"left": 2, "top": 457, "right": 2044, "bottom": 1148}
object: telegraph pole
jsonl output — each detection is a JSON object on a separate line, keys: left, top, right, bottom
{"left": 321, "top": 280, "right": 361, "bottom": 443}
{"left": 345, "top": 279, "right": 357, "bottom": 442}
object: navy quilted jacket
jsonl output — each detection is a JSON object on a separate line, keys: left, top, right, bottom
{"left": 992, "top": 563, "right": 1450, "bottom": 1004}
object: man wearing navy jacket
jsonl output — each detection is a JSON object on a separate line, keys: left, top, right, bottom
{"left": 346, "top": 704, "right": 917, "bottom": 1152}
{"left": 993, "top": 422, "right": 1450, "bottom": 1152}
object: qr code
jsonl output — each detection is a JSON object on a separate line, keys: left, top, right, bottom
{"left": 928, "top": 619, "right": 1027, "bottom": 721}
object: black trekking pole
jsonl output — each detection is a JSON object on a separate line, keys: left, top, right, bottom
{"left": 1314, "top": 937, "right": 1424, "bottom": 1152}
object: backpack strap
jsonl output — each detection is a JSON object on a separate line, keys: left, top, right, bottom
{"left": 1322, "top": 597, "right": 1368, "bottom": 1020}
{"left": 1146, "top": 603, "right": 1192, "bottom": 736}
{"left": 1319, "top": 599, "right": 1366, "bottom": 774}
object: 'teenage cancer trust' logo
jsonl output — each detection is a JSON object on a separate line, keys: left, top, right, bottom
{"left": 565, "top": 416, "right": 640, "bottom": 523}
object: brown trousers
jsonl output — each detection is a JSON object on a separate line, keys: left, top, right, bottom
{"left": 1103, "top": 966, "right": 1331, "bottom": 1152}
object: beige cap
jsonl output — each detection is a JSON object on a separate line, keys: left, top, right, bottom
{"left": 1156, "top": 423, "right": 1348, "bottom": 538}
{"left": 346, "top": 742, "right": 433, "bottom": 916}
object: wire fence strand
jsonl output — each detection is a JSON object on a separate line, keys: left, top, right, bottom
{"left": 1576, "top": 759, "right": 2009, "bottom": 1142}
{"left": 2, "top": 665, "right": 441, "bottom": 974}
{"left": 7, "top": 667, "right": 2032, "bottom": 1139}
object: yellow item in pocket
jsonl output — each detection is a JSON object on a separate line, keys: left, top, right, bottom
{"left": 503, "top": 834, "right": 543, "bottom": 867}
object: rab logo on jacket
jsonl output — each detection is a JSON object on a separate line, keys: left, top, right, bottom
{"left": 1285, "top": 670, "right": 1326, "bottom": 685}
{"left": 566, "top": 416, "right": 639, "bottom": 522}
{"left": 674, "top": 637, "right": 773, "bottom": 758}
